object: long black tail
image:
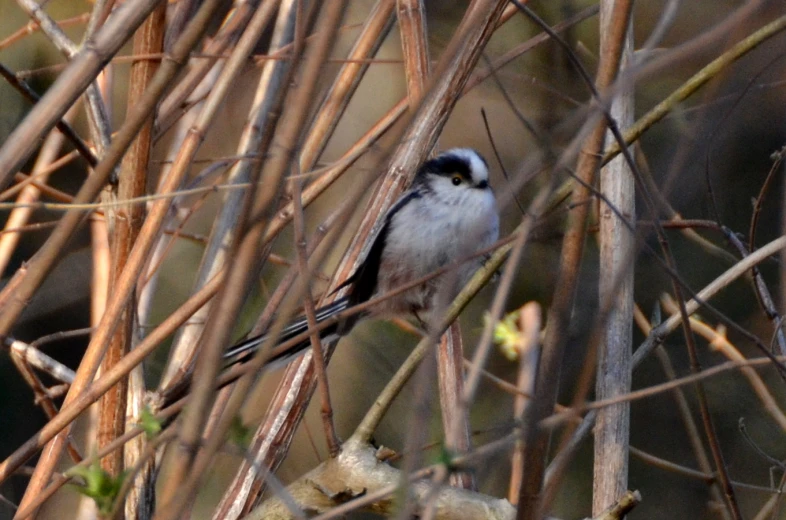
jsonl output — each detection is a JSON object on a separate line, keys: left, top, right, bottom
{"left": 222, "top": 296, "right": 351, "bottom": 367}
{"left": 157, "top": 297, "right": 354, "bottom": 413}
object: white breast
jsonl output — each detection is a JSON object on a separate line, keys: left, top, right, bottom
{"left": 375, "top": 185, "right": 499, "bottom": 321}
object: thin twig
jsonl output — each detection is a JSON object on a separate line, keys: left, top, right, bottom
{"left": 593, "top": 0, "right": 634, "bottom": 513}
{"left": 292, "top": 172, "right": 341, "bottom": 456}
{"left": 158, "top": 0, "right": 291, "bottom": 391}
{"left": 0, "top": 104, "right": 80, "bottom": 277}
{"left": 0, "top": 0, "right": 225, "bottom": 506}
{"left": 298, "top": 0, "right": 395, "bottom": 173}
{"left": 0, "top": 65, "right": 97, "bottom": 167}
{"left": 155, "top": 0, "right": 291, "bottom": 509}
{"left": 508, "top": 303, "right": 541, "bottom": 504}
{"left": 156, "top": 3, "right": 346, "bottom": 518}
{"left": 661, "top": 294, "right": 786, "bottom": 432}
{"left": 633, "top": 304, "right": 733, "bottom": 520}
{"left": 238, "top": 1, "right": 511, "bottom": 514}
{"left": 511, "top": 1, "right": 633, "bottom": 517}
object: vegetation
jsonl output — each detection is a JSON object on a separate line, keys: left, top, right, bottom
{"left": 0, "top": 1, "right": 785, "bottom": 518}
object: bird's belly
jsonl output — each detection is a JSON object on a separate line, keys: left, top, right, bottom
{"left": 372, "top": 188, "right": 498, "bottom": 321}
{"left": 374, "top": 259, "right": 435, "bottom": 317}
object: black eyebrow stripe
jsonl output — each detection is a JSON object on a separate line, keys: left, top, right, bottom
{"left": 420, "top": 155, "right": 473, "bottom": 181}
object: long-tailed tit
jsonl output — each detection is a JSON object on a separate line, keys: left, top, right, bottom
{"left": 225, "top": 148, "right": 500, "bottom": 366}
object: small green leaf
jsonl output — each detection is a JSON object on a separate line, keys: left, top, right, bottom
{"left": 436, "top": 445, "right": 454, "bottom": 468}
{"left": 489, "top": 311, "right": 521, "bottom": 361}
{"left": 229, "top": 415, "right": 252, "bottom": 449}
{"left": 138, "top": 406, "right": 162, "bottom": 440}
{"left": 68, "top": 459, "right": 126, "bottom": 515}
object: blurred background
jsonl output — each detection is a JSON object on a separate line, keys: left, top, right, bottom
{"left": 1, "top": 1, "right": 786, "bottom": 518}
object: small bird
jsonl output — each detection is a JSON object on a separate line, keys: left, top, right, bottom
{"left": 225, "top": 147, "right": 500, "bottom": 366}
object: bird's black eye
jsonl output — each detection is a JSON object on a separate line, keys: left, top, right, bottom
{"left": 451, "top": 175, "right": 462, "bottom": 186}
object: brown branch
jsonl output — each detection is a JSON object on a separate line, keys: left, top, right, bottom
{"left": 514, "top": 1, "right": 633, "bottom": 518}
{"left": 633, "top": 305, "right": 733, "bottom": 520}
{"left": 101, "top": 5, "right": 165, "bottom": 517}
{"left": 0, "top": 0, "right": 224, "bottom": 506}
{"left": 154, "top": 0, "right": 292, "bottom": 511}
{"left": 661, "top": 295, "right": 786, "bottom": 432}
{"left": 8, "top": 341, "right": 82, "bottom": 463}
{"left": 0, "top": 65, "right": 97, "bottom": 167}
{"left": 603, "top": 12, "right": 786, "bottom": 162}
{"left": 593, "top": 0, "right": 634, "bottom": 513}
{"left": 0, "top": 13, "right": 90, "bottom": 50}
{"left": 397, "top": 0, "right": 430, "bottom": 106}
{"left": 155, "top": 3, "right": 347, "bottom": 518}
{"left": 99, "top": 0, "right": 164, "bottom": 475}
{"left": 398, "top": 0, "right": 475, "bottom": 497}
{"left": 0, "top": 263, "right": 224, "bottom": 492}
{"left": 157, "top": 0, "right": 287, "bottom": 392}
{"left": 592, "top": 490, "right": 642, "bottom": 520}
{"left": 156, "top": 0, "right": 260, "bottom": 133}
{"left": 438, "top": 323, "right": 475, "bottom": 490}
{"left": 224, "top": 2, "right": 511, "bottom": 515}
{"left": 508, "top": 303, "right": 541, "bottom": 504}
{"left": 292, "top": 175, "right": 341, "bottom": 456}
{"left": 298, "top": 0, "right": 395, "bottom": 173}
{"left": 0, "top": 106, "right": 79, "bottom": 277}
